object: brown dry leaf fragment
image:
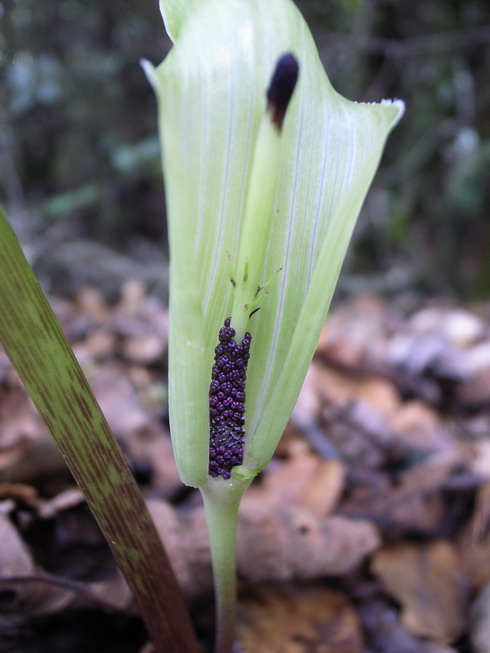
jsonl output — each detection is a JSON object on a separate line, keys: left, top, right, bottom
{"left": 0, "top": 574, "right": 74, "bottom": 621}
{"left": 293, "top": 458, "right": 345, "bottom": 517}
{"left": 238, "top": 498, "right": 380, "bottom": 581}
{"left": 387, "top": 400, "right": 463, "bottom": 457}
{"left": 459, "top": 482, "right": 490, "bottom": 592}
{"left": 389, "top": 332, "right": 469, "bottom": 381}
{"left": 396, "top": 451, "right": 458, "bottom": 505}
{"left": 0, "top": 516, "right": 75, "bottom": 631}
{"left": 0, "top": 436, "right": 68, "bottom": 484}
{"left": 457, "top": 367, "right": 490, "bottom": 411}
{"left": 0, "top": 492, "right": 135, "bottom": 622}
{"left": 465, "top": 341, "right": 490, "bottom": 373}
{"left": 460, "top": 528, "right": 490, "bottom": 595}
{"left": 321, "top": 400, "right": 403, "bottom": 469}
{"left": 236, "top": 583, "right": 365, "bottom": 653}
{"left": 118, "top": 279, "right": 147, "bottom": 316}
{"left": 38, "top": 488, "right": 85, "bottom": 519}
{"left": 0, "top": 381, "right": 45, "bottom": 449}
{"left": 0, "top": 572, "right": 134, "bottom": 622}
{"left": 471, "top": 482, "right": 490, "bottom": 546}
{"left": 0, "top": 513, "right": 35, "bottom": 576}
{"left": 473, "top": 440, "right": 490, "bottom": 478}
{"left": 146, "top": 499, "right": 213, "bottom": 599}
{"left": 86, "top": 569, "right": 134, "bottom": 613}
{"left": 128, "top": 425, "right": 181, "bottom": 495}
{"left": 122, "top": 334, "right": 165, "bottom": 364}
{"left": 317, "top": 295, "right": 389, "bottom": 365}
{"left": 87, "top": 364, "right": 149, "bottom": 438}
{"left": 22, "top": 500, "right": 116, "bottom": 582}
{"left": 0, "top": 482, "right": 38, "bottom": 505}
{"left": 471, "top": 582, "right": 490, "bottom": 653}
{"left": 75, "top": 286, "right": 110, "bottom": 323}
{"left": 421, "top": 642, "right": 459, "bottom": 652}
{"left": 308, "top": 360, "right": 401, "bottom": 417}
{"left": 72, "top": 328, "right": 116, "bottom": 363}
{"left": 409, "top": 307, "right": 484, "bottom": 347}
{"left": 246, "top": 444, "right": 345, "bottom": 516}
{"left": 273, "top": 420, "right": 307, "bottom": 458}
{"left": 340, "top": 454, "right": 455, "bottom": 536}
{"left": 371, "top": 541, "right": 467, "bottom": 644}
{"left": 294, "top": 366, "right": 323, "bottom": 425}
{"left": 112, "top": 279, "right": 168, "bottom": 343}
{"left": 147, "top": 498, "right": 379, "bottom": 597}
{"left": 0, "top": 498, "right": 15, "bottom": 515}
{"left": 360, "top": 599, "right": 458, "bottom": 653}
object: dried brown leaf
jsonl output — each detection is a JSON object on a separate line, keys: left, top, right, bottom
{"left": 246, "top": 445, "right": 345, "bottom": 516}
{"left": 340, "top": 454, "right": 456, "bottom": 535}
{"left": 237, "top": 584, "right": 365, "bottom": 653}
{"left": 471, "top": 582, "right": 490, "bottom": 653}
{"left": 0, "top": 436, "right": 67, "bottom": 484}
{"left": 122, "top": 334, "right": 164, "bottom": 364}
{"left": 147, "top": 498, "right": 380, "bottom": 597}
{"left": 87, "top": 364, "right": 149, "bottom": 437}
{"left": 308, "top": 361, "right": 401, "bottom": 416}
{"left": 128, "top": 425, "right": 181, "bottom": 495}
{"left": 0, "top": 381, "right": 45, "bottom": 449}
{"left": 372, "top": 541, "right": 467, "bottom": 644}
{"left": 238, "top": 498, "right": 380, "bottom": 581}
{"left": 360, "top": 599, "right": 458, "bottom": 653}
{"left": 0, "top": 513, "right": 34, "bottom": 576}
{"left": 388, "top": 400, "right": 463, "bottom": 457}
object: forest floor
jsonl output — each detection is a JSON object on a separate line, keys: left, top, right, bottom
{"left": 0, "top": 282, "right": 489, "bottom": 653}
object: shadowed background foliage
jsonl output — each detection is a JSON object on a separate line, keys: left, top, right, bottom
{"left": 1, "top": 0, "right": 489, "bottom": 299}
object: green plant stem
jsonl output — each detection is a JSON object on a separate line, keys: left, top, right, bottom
{"left": 0, "top": 210, "right": 198, "bottom": 653}
{"left": 201, "top": 478, "right": 251, "bottom": 653}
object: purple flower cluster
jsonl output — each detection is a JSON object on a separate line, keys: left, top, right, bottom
{"left": 208, "top": 318, "right": 252, "bottom": 479}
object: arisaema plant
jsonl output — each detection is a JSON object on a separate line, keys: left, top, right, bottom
{"left": 144, "top": 0, "right": 404, "bottom": 651}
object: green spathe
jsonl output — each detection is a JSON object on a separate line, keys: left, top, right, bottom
{"left": 145, "top": 0, "right": 404, "bottom": 487}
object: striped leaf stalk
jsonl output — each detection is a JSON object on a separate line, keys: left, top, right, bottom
{"left": 0, "top": 209, "right": 198, "bottom": 653}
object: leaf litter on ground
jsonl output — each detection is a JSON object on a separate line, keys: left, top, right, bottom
{"left": 0, "top": 285, "right": 489, "bottom": 652}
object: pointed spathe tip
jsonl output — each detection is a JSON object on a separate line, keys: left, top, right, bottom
{"left": 141, "top": 58, "right": 159, "bottom": 90}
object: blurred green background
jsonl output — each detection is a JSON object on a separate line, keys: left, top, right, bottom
{"left": 1, "top": 0, "right": 489, "bottom": 300}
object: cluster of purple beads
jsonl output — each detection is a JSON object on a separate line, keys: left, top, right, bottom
{"left": 208, "top": 318, "right": 252, "bottom": 479}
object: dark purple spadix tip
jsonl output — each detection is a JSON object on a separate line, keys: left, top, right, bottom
{"left": 208, "top": 318, "right": 252, "bottom": 480}
{"left": 266, "top": 52, "right": 299, "bottom": 132}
